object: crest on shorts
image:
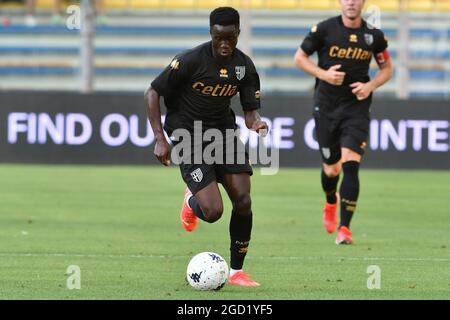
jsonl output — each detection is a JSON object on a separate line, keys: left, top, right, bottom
{"left": 235, "top": 66, "right": 246, "bottom": 81}
{"left": 321, "top": 148, "right": 331, "bottom": 160}
{"left": 364, "top": 33, "right": 374, "bottom": 46}
{"left": 190, "top": 168, "right": 203, "bottom": 183}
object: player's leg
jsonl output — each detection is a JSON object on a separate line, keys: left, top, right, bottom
{"left": 314, "top": 112, "right": 342, "bottom": 233}
{"left": 336, "top": 116, "right": 369, "bottom": 244}
{"left": 335, "top": 147, "right": 361, "bottom": 244}
{"left": 220, "top": 173, "right": 259, "bottom": 287}
{"left": 179, "top": 164, "right": 224, "bottom": 231}
{"left": 322, "top": 161, "right": 342, "bottom": 204}
{"left": 189, "top": 181, "right": 224, "bottom": 223}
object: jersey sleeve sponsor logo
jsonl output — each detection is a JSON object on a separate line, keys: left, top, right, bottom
{"left": 311, "top": 25, "right": 317, "bottom": 33}
{"left": 329, "top": 46, "right": 372, "bottom": 61}
{"left": 170, "top": 59, "right": 180, "bottom": 70}
{"left": 235, "top": 66, "right": 246, "bottom": 81}
{"left": 364, "top": 33, "right": 374, "bottom": 46}
{"left": 192, "top": 82, "right": 238, "bottom": 97}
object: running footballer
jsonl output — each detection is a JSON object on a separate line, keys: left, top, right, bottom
{"left": 145, "top": 7, "right": 267, "bottom": 286}
{"left": 294, "top": 0, "right": 393, "bottom": 244}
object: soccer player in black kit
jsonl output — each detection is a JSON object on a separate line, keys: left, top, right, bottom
{"left": 145, "top": 7, "right": 268, "bottom": 286}
{"left": 294, "top": 0, "right": 393, "bottom": 244}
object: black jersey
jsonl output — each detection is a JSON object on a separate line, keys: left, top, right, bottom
{"left": 301, "top": 16, "right": 388, "bottom": 113}
{"left": 151, "top": 41, "right": 261, "bottom": 133}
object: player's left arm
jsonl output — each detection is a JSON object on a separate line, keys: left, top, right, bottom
{"left": 240, "top": 57, "right": 269, "bottom": 136}
{"left": 350, "top": 57, "right": 393, "bottom": 101}
{"left": 350, "top": 32, "right": 393, "bottom": 100}
{"left": 244, "top": 109, "right": 268, "bottom": 137}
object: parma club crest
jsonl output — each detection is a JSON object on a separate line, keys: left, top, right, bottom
{"left": 235, "top": 66, "right": 246, "bottom": 81}
{"left": 364, "top": 33, "right": 374, "bottom": 46}
{"left": 190, "top": 168, "right": 203, "bottom": 183}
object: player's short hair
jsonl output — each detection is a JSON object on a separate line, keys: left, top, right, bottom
{"left": 209, "top": 7, "right": 240, "bottom": 28}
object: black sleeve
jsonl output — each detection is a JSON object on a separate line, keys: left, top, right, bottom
{"left": 300, "top": 22, "right": 325, "bottom": 55}
{"left": 239, "top": 57, "right": 261, "bottom": 111}
{"left": 150, "top": 54, "right": 191, "bottom": 97}
{"left": 373, "top": 30, "right": 389, "bottom": 54}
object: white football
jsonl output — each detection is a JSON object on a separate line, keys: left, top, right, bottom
{"left": 186, "top": 252, "right": 229, "bottom": 291}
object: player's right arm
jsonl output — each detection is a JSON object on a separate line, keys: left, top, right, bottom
{"left": 144, "top": 54, "right": 190, "bottom": 166}
{"left": 295, "top": 49, "right": 345, "bottom": 86}
{"left": 294, "top": 23, "right": 345, "bottom": 86}
{"left": 144, "top": 86, "right": 171, "bottom": 166}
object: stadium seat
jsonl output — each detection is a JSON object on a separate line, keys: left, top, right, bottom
{"left": 249, "top": 0, "right": 266, "bottom": 9}
{"left": 301, "top": 0, "right": 332, "bottom": 10}
{"left": 36, "top": 0, "right": 55, "bottom": 8}
{"left": 435, "top": 0, "right": 450, "bottom": 11}
{"left": 104, "top": 0, "right": 129, "bottom": 9}
{"left": 195, "top": 0, "right": 231, "bottom": 9}
{"left": 129, "top": 0, "right": 161, "bottom": 9}
{"left": 408, "top": 0, "right": 434, "bottom": 11}
{"left": 266, "top": 0, "right": 299, "bottom": 9}
{"left": 365, "top": 0, "right": 399, "bottom": 11}
{"left": 164, "top": 0, "right": 195, "bottom": 9}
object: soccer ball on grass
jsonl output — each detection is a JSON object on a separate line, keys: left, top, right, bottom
{"left": 186, "top": 252, "right": 229, "bottom": 291}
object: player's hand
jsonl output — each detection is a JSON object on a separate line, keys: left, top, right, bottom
{"left": 350, "top": 82, "right": 374, "bottom": 100}
{"left": 321, "top": 64, "right": 346, "bottom": 86}
{"left": 154, "top": 139, "right": 171, "bottom": 166}
{"left": 251, "top": 120, "right": 269, "bottom": 138}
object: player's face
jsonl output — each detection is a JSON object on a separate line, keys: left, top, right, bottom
{"left": 210, "top": 24, "right": 240, "bottom": 60}
{"left": 340, "top": 0, "right": 364, "bottom": 20}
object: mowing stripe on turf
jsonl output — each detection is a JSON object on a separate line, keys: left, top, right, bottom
{"left": 0, "top": 253, "right": 449, "bottom": 262}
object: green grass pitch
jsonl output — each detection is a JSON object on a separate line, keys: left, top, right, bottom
{"left": 0, "top": 164, "right": 449, "bottom": 299}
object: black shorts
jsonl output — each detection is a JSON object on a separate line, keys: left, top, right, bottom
{"left": 313, "top": 101, "right": 370, "bottom": 165}
{"left": 172, "top": 134, "right": 253, "bottom": 195}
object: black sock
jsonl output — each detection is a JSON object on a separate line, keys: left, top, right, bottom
{"left": 188, "top": 196, "right": 207, "bottom": 221}
{"left": 339, "top": 161, "right": 360, "bottom": 228}
{"left": 321, "top": 170, "right": 339, "bottom": 204}
{"left": 229, "top": 210, "right": 252, "bottom": 270}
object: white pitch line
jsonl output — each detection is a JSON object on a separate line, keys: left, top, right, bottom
{"left": 0, "top": 253, "right": 449, "bottom": 262}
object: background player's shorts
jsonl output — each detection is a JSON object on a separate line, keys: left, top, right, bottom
{"left": 314, "top": 109, "right": 370, "bottom": 165}
{"left": 174, "top": 135, "right": 253, "bottom": 195}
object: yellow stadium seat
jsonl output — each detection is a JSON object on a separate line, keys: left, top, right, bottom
{"left": 164, "top": 0, "right": 196, "bottom": 9}
{"left": 195, "top": 0, "right": 231, "bottom": 9}
{"left": 435, "top": 0, "right": 450, "bottom": 11}
{"left": 365, "top": 0, "right": 399, "bottom": 11}
{"left": 266, "top": 0, "right": 299, "bottom": 9}
{"left": 301, "top": 0, "right": 333, "bottom": 10}
{"left": 36, "top": 0, "right": 55, "bottom": 8}
{"left": 245, "top": 0, "right": 265, "bottom": 9}
{"left": 228, "top": 0, "right": 246, "bottom": 8}
{"left": 104, "top": 0, "right": 129, "bottom": 8}
{"left": 129, "top": 0, "right": 161, "bottom": 9}
{"left": 328, "top": 1, "right": 341, "bottom": 10}
{"left": 408, "top": 0, "right": 434, "bottom": 11}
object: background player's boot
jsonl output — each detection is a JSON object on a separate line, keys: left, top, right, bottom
{"left": 180, "top": 188, "right": 197, "bottom": 232}
{"left": 323, "top": 193, "right": 338, "bottom": 233}
{"left": 335, "top": 226, "right": 353, "bottom": 245}
{"left": 228, "top": 271, "right": 260, "bottom": 287}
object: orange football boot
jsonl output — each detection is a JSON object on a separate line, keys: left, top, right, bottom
{"left": 336, "top": 226, "right": 353, "bottom": 245}
{"left": 323, "top": 193, "right": 339, "bottom": 233}
{"left": 228, "top": 271, "right": 260, "bottom": 287}
{"left": 180, "top": 188, "right": 198, "bottom": 232}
